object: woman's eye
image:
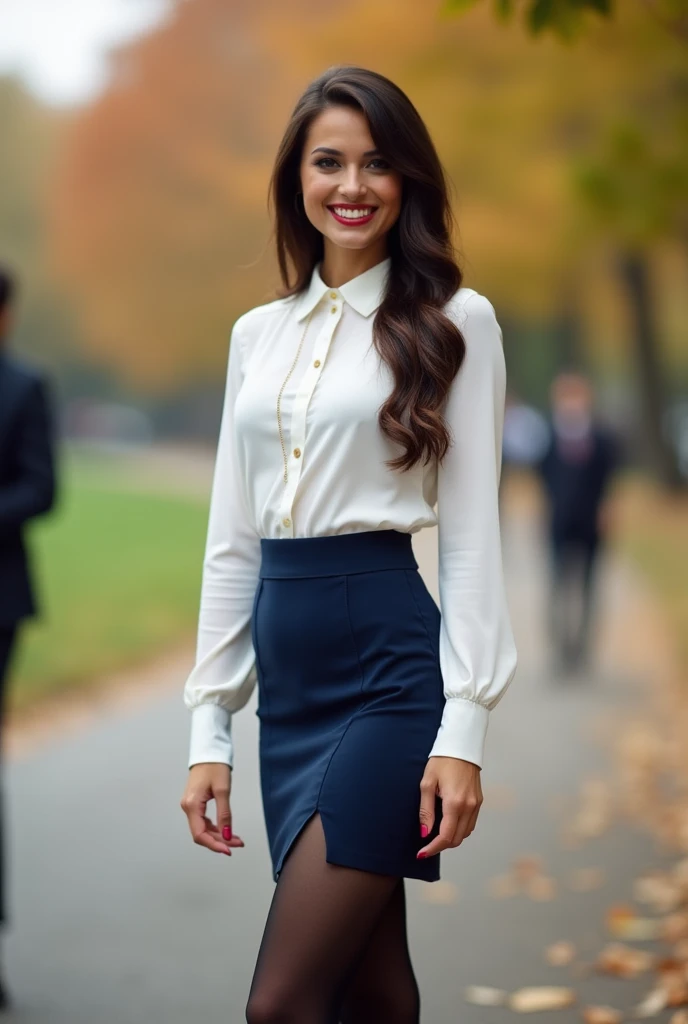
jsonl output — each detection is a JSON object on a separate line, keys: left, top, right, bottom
{"left": 315, "top": 157, "right": 338, "bottom": 169}
{"left": 368, "top": 158, "right": 391, "bottom": 170}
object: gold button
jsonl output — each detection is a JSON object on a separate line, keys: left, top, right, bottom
{"left": 330, "top": 291, "right": 337, "bottom": 300}
{"left": 313, "top": 359, "right": 321, "bottom": 368}
{"left": 330, "top": 306, "right": 337, "bottom": 314}
{"left": 282, "top": 517, "right": 291, "bottom": 528}
{"left": 293, "top": 448, "right": 301, "bottom": 458}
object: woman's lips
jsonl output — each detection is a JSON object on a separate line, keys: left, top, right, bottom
{"left": 327, "top": 205, "right": 378, "bottom": 227}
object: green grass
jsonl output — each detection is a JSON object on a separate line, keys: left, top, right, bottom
{"left": 11, "top": 454, "right": 209, "bottom": 710}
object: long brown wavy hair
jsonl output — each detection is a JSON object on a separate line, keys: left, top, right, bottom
{"left": 269, "top": 65, "right": 465, "bottom": 472}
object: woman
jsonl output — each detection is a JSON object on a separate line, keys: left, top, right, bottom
{"left": 180, "top": 65, "right": 517, "bottom": 1024}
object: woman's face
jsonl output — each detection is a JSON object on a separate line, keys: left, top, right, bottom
{"left": 299, "top": 105, "right": 402, "bottom": 254}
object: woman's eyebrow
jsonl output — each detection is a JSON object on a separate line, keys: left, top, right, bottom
{"left": 311, "top": 146, "right": 382, "bottom": 157}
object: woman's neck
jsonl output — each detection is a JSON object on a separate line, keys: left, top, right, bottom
{"left": 319, "top": 240, "right": 388, "bottom": 289}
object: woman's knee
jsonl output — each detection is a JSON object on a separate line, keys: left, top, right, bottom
{"left": 245, "top": 993, "right": 283, "bottom": 1024}
{"left": 245, "top": 989, "right": 315, "bottom": 1024}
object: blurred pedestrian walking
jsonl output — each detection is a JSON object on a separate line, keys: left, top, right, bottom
{"left": 180, "top": 66, "right": 517, "bottom": 1023}
{"left": 0, "top": 265, "right": 57, "bottom": 1009}
{"left": 537, "top": 371, "right": 618, "bottom": 673}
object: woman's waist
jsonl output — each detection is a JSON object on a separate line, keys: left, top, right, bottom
{"left": 258, "top": 529, "right": 419, "bottom": 579}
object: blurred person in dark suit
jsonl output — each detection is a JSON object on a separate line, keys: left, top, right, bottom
{"left": 538, "top": 372, "right": 618, "bottom": 673}
{"left": 0, "top": 265, "right": 57, "bottom": 1008}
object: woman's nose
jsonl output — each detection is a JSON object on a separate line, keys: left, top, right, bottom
{"left": 339, "top": 171, "right": 366, "bottom": 200}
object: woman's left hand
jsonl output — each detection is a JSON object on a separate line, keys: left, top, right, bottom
{"left": 417, "top": 756, "right": 483, "bottom": 859}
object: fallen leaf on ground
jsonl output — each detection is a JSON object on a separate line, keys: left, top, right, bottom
{"left": 634, "top": 872, "right": 684, "bottom": 914}
{"left": 657, "top": 965, "right": 688, "bottom": 1007}
{"left": 583, "top": 1006, "right": 623, "bottom": 1024}
{"left": 634, "top": 987, "right": 668, "bottom": 1017}
{"left": 421, "top": 880, "right": 459, "bottom": 905}
{"left": 545, "top": 941, "right": 576, "bottom": 966}
{"left": 663, "top": 913, "right": 688, "bottom": 944}
{"left": 670, "top": 1012, "right": 688, "bottom": 1023}
{"left": 464, "top": 985, "right": 507, "bottom": 1006}
{"left": 596, "top": 942, "right": 655, "bottom": 978}
{"left": 606, "top": 905, "right": 663, "bottom": 941}
{"left": 509, "top": 986, "right": 576, "bottom": 1012}
{"left": 569, "top": 867, "right": 606, "bottom": 892}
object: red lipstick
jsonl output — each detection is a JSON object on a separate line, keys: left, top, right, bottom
{"left": 327, "top": 204, "right": 377, "bottom": 227}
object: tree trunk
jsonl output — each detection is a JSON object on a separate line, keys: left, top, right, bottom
{"left": 616, "top": 249, "right": 683, "bottom": 490}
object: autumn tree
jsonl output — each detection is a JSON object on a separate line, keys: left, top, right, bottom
{"left": 447, "top": 0, "right": 688, "bottom": 485}
{"left": 0, "top": 77, "right": 69, "bottom": 368}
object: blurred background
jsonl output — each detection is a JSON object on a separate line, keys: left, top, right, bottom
{"left": 1, "top": 1, "right": 687, "bottom": 1020}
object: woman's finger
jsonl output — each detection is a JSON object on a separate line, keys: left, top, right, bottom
{"left": 213, "top": 778, "right": 233, "bottom": 844}
{"left": 449, "top": 809, "right": 474, "bottom": 847}
{"left": 185, "top": 801, "right": 232, "bottom": 855}
{"left": 203, "top": 817, "right": 245, "bottom": 848}
{"left": 450, "top": 799, "right": 482, "bottom": 847}
{"left": 182, "top": 789, "right": 232, "bottom": 855}
{"left": 418, "top": 773, "right": 437, "bottom": 840}
{"left": 417, "top": 799, "right": 460, "bottom": 859}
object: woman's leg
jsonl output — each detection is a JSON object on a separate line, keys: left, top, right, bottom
{"left": 339, "top": 880, "right": 420, "bottom": 1024}
{"left": 246, "top": 814, "right": 400, "bottom": 1024}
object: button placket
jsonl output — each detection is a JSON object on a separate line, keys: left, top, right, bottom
{"left": 277, "top": 302, "right": 341, "bottom": 536}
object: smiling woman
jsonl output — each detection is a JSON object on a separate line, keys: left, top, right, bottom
{"left": 180, "top": 64, "right": 517, "bottom": 1024}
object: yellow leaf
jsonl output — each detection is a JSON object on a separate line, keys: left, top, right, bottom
{"left": 606, "top": 904, "right": 663, "bottom": 940}
{"left": 508, "top": 986, "right": 577, "bottom": 1012}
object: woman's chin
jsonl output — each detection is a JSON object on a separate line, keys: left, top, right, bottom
{"left": 322, "top": 227, "right": 382, "bottom": 252}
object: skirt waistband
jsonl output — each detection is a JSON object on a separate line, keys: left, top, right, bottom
{"left": 259, "top": 530, "right": 418, "bottom": 579}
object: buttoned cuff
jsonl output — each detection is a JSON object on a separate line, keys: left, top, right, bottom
{"left": 188, "top": 703, "right": 234, "bottom": 769}
{"left": 428, "top": 697, "right": 490, "bottom": 769}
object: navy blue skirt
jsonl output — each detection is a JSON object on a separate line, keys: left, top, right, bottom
{"left": 251, "top": 529, "right": 445, "bottom": 882}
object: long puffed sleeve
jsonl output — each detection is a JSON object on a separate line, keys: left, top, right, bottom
{"left": 183, "top": 319, "right": 261, "bottom": 769}
{"left": 428, "top": 291, "right": 518, "bottom": 769}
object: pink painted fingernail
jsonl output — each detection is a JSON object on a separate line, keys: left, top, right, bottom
{"left": 417, "top": 851, "right": 427, "bottom": 860}
{"left": 420, "top": 824, "right": 429, "bottom": 838}
{"left": 222, "top": 826, "right": 232, "bottom": 841}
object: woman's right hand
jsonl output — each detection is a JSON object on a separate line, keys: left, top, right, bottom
{"left": 181, "top": 763, "right": 245, "bottom": 856}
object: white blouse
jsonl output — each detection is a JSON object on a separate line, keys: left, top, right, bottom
{"left": 184, "top": 257, "right": 517, "bottom": 771}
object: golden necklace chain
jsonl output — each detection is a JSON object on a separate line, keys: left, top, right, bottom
{"left": 276, "top": 308, "right": 315, "bottom": 485}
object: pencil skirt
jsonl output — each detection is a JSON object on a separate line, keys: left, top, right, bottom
{"left": 251, "top": 529, "right": 445, "bottom": 883}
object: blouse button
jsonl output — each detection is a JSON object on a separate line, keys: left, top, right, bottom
{"left": 282, "top": 517, "right": 291, "bottom": 528}
{"left": 313, "top": 359, "right": 321, "bottom": 368}
{"left": 329, "top": 291, "right": 337, "bottom": 300}
{"left": 293, "top": 448, "right": 301, "bottom": 459}
{"left": 330, "top": 306, "right": 337, "bottom": 314}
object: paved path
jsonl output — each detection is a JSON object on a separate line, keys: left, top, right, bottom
{"left": 3, "top": 493, "right": 666, "bottom": 1022}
